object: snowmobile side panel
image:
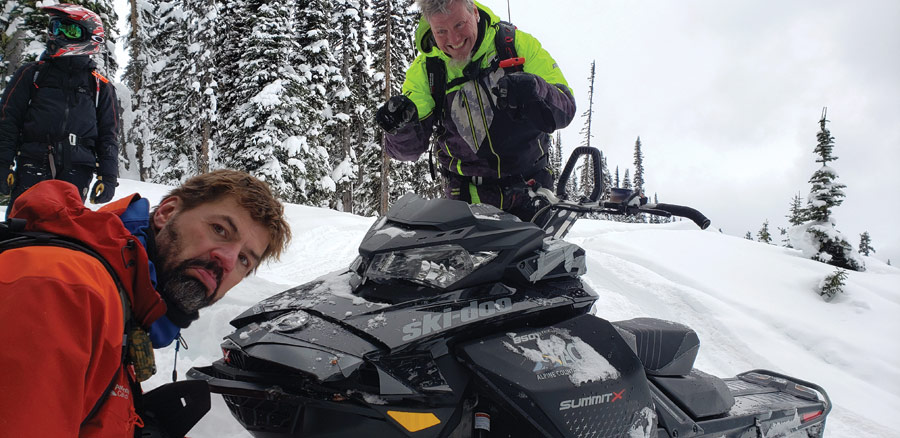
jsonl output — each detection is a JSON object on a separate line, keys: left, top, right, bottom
{"left": 459, "top": 314, "right": 655, "bottom": 437}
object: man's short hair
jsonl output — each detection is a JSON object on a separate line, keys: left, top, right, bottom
{"left": 162, "top": 170, "right": 291, "bottom": 263}
{"left": 416, "top": 0, "right": 475, "bottom": 18}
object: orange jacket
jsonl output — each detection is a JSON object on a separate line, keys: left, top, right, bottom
{"left": 0, "top": 180, "right": 166, "bottom": 436}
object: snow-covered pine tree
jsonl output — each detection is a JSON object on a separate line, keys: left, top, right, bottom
{"left": 600, "top": 151, "right": 612, "bottom": 200}
{"left": 182, "top": 0, "right": 219, "bottom": 175}
{"left": 218, "top": 0, "right": 329, "bottom": 204}
{"left": 549, "top": 131, "right": 563, "bottom": 190}
{"left": 614, "top": 166, "right": 620, "bottom": 188}
{"left": 147, "top": 2, "right": 198, "bottom": 185}
{"left": 331, "top": 0, "right": 370, "bottom": 213}
{"left": 786, "top": 192, "right": 806, "bottom": 226}
{"left": 633, "top": 136, "right": 644, "bottom": 195}
{"left": 818, "top": 268, "right": 848, "bottom": 302}
{"left": 1, "top": 1, "right": 45, "bottom": 87}
{"left": 577, "top": 157, "right": 594, "bottom": 200}
{"left": 757, "top": 220, "right": 772, "bottom": 244}
{"left": 345, "top": 0, "right": 384, "bottom": 217}
{"left": 744, "top": 231, "right": 753, "bottom": 240}
{"left": 128, "top": 0, "right": 188, "bottom": 183}
{"left": 788, "top": 108, "right": 864, "bottom": 271}
{"left": 297, "top": 0, "right": 349, "bottom": 207}
{"left": 564, "top": 167, "right": 579, "bottom": 200}
{"left": 372, "top": 0, "right": 418, "bottom": 212}
{"left": 858, "top": 232, "right": 875, "bottom": 257}
{"left": 622, "top": 168, "right": 632, "bottom": 189}
{"left": 577, "top": 61, "right": 595, "bottom": 199}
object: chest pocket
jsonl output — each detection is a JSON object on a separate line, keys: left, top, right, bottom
{"left": 449, "top": 68, "right": 505, "bottom": 156}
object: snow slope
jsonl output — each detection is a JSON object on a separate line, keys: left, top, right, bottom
{"left": 10, "top": 178, "right": 897, "bottom": 437}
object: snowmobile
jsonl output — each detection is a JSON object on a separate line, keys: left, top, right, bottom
{"left": 189, "top": 147, "right": 831, "bottom": 437}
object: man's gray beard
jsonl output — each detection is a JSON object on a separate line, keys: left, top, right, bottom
{"left": 163, "top": 269, "right": 213, "bottom": 314}
{"left": 448, "top": 54, "right": 472, "bottom": 70}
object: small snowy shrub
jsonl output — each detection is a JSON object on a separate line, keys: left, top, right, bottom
{"left": 818, "top": 268, "right": 848, "bottom": 302}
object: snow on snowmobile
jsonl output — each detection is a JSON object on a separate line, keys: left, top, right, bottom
{"left": 189, "top": 147, "right": 831, "bottom": 437}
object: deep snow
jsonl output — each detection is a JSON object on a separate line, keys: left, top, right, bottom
{"left": 7, "top": 178, "right": 898, "bottom": 437}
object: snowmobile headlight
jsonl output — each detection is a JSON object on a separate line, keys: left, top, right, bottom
{"left": 268, "top": 310, "right": 310, "bottom": 332}
{"left": 366, "top": 244, "right": 498, "bottom": 289}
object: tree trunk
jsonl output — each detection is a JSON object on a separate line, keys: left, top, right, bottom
{"left": 379, "top": 0, "right": 393, "bottom": 215}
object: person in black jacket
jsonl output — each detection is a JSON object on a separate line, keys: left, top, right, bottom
{"left": 0, "top": 3, "right": 119, "bottom": 216}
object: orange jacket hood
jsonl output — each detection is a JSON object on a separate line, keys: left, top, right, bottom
{"left": 10, "top": 180, "right": 167, "bottom": 326}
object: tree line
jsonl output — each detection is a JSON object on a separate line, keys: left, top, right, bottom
{"left": 2, "top": 0, "right": 446, "bottom": 216}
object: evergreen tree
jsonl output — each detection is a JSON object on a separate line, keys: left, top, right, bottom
{"left": 789, "top": 108, "right": 863, "bottom": 271}
{"left": 818, "top": 268, "right": 848, "bottom": 302}
{"left": 578, "top": 61, "right": 595, "bottom": 148}
{"left": 614, "top": 166, "right": 620, "bottom": 188}
{"left": 632, "top": 136, "right": 644, "bottom": 195}
{"left": 622, "top": 169, "right": 632, "bottom": 189}
{"left": 148, "top": 2, "right": 200, "bottom": 185}
{"left": 778, "top": 226, "right": 791, "bottom": 248}
{"left": 786, "top": 192, "right": 806, "bottom": 225}
{"left": 126, "top": 0, "right": 186, "bottom": 183}
{"left": 549, "top": 131, "right": 563, "bottom": 190}
{"left": 331, "top": 0, "right": 369, "bottom": 212}
{"left": 298, "top": 0, "right": 350, "bottom": 207}
{"left": 600, "top": 151, "right": 612, "bottom": 200}
{"left": 744, "top": 231, "right": 753, "bottom": 240}
{"left": 564, "top": 167, "right": 579, "bottom": 200}
{"left": 858, "top": 232, "right": 875, "bottom": 256}
{"left": 217, "top": 0, "right": 331, "bottom": 204}
{"left": 1, "top": 0, "right": 44, "bottom": 87}
{"left": 331, "top": 0, "right": 382, "bottom": 216}
{"left": 757, "top": 220, "right": 772, "bottom": 244}
{"left": 372, "top": 0, "right": 418, "bottom": 212}
{"left": 577, "top": 158, "right": 594, "bottom": 200}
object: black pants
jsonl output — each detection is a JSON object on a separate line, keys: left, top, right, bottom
{"left": 446, "top": 167, "right": 553, "bottom": 222}
{"left": 5, "top": 156, "right": 92, "bottom": 219}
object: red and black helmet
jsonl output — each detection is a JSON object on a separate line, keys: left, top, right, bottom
{"left": 41, "top": 3, "right": 105, "bottom": 57}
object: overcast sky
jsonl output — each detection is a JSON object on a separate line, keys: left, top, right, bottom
{"left": 475, "top": 0, "right": 900, "bottom": 264}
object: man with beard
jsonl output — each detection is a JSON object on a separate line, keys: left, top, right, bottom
{"left": 376, "top": 0, "right": 575, "bottom": 221}
{"left": 0, "top": 170, "right": 291, "bottom": 436}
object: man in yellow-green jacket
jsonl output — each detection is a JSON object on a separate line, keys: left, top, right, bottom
{"left": 376, "top": 0, "right": 576, "bottom": 221}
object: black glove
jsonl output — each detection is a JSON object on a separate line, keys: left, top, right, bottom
{"left": 376, "top": 95, "right": 417, "bottom": 134}
{"left": 90, "top": 175, "right": 117, "bottom": 204}
{"left": 493, "top": 72, "right": 542, "bottom": 110}
{"left": 0, "top": 166, "right": 13, "bottom": 195}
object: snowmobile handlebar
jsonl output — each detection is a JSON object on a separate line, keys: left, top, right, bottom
{"left": 644, "top": 203, "right": 711, "bottom": 230}
{"left": 556, "top": 146, "right": 603, "bottom": 202}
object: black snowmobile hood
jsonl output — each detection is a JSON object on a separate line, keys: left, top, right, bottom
{"left": 227, "top": 270, "right": 597, "bottom": 355}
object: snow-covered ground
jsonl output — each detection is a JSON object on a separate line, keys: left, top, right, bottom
{"left": 10, "top": 178, "right": 898, "bottom": 437}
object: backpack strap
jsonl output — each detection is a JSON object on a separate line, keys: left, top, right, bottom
{"left": 494, "top": 20, "right": 521, "bottom": 70}
{"left": 28, "top": 61, "right": 48, "bottom": 107}
{"left": 28, "top": 61, "right": 104, "bottom": 109}
{"left": 0, "top": 220, "right": 134, "bottom": 427}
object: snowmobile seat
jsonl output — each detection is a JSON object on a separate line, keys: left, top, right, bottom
{"left": 612, "top": 317, "right": 700, "bottom": 377}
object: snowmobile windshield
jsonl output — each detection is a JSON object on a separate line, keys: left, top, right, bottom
{"left": 365, "top": 244, "right": 498, "bottom": 289}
